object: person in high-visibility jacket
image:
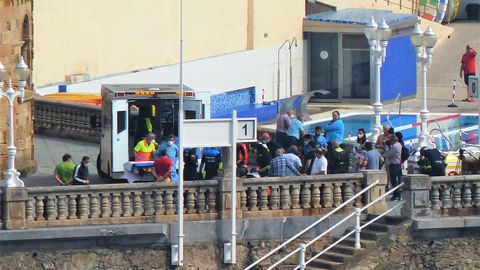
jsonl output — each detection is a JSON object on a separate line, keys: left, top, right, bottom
{"left": 134, "top": 133, "right": 156, "bottom": 162}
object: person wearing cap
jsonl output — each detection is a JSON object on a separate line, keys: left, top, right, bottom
{"left": 418, "top": 147, "right": 446, "bottom": 176}
{"left": 254, "top": 133, "right": 273, "bottom": 177}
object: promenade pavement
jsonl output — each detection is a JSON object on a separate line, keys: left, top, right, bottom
{"left": 23, "top": 20, "right": 479, "bottom": 187}
{"left": 24, "top": 135, "right": 111, "bottom": 187}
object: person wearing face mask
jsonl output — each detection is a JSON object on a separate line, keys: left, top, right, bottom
{"left": 134, "top": 133, "right": 157, "bottom": 162}
{"left": 155, "top": 134, "right": 179, "bottom": 162}
{"left": 353, "top": 128, "right": 367, "bottom": 172}
{"left": 73, "top": 156, "right": 91, "bottom": 185}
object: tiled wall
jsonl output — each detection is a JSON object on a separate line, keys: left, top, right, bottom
{"left": 210, "top": 87, "right": 255, "bottom": 117}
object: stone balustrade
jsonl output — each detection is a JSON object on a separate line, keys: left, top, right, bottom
{"left": 430, "top": 175, "right": 480, "bottom": 214}
{"left": 239, "top": 174, "right": 365, "bottom": 218}
{"left": 33, "top": 98, "right": 101, "bottom": 143}
{"left": 24, "top": 181, "right": 218, "bottom": 228}
{"left": 0, "top": 171, "right": 387, "bottom": 230}
{"left": 402, "top": 174, "right": 480, "bottom": 220}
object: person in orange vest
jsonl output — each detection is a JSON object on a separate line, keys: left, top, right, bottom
{"left": 134, "top": 133, "right": 156, "bottom": 162}
{"left": 237, "top": 143, "right": 249, "bottom": 166}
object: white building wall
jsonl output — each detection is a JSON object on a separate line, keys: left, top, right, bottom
{"left": 38, "top": 43, "right": 306, "bottom": 113}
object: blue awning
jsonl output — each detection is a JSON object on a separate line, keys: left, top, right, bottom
{"left": 305, "top": 8, "right": 418, "bottom": 28}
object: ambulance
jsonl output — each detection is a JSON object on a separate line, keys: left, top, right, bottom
{"left": 96, "top": 84, "right": 203, "bottom": 179}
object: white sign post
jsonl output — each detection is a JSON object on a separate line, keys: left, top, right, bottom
{"left": 182, "top": 110, "right": 256, "bottom": 264}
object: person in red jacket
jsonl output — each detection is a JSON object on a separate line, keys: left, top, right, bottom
{"left": 460, "top": 45, "right": 477, "bottom": 102}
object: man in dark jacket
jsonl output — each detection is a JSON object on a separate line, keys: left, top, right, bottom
{"left": 418, "top": 147, "right": 446, "bottom": 176}
{"left": 328, "top": 140, "right": 349, "bottom": 174}
{"left": 73, "top": 156, "right": 91, "bottom": 185}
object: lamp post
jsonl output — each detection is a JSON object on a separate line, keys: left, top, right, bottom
{"left": 0, "top": 57, "right": 30, "bottom": 188}
{"left": 288, "top": 37, "right": 298, "bottom": 97}
{"left": 364, "top": 17, "right": 391, "bottom": 143}
{"left": 410, "top": 24, "right": 437, "bottom": 148}
{"left": 277, "top": 39, "right": 291, "bottom": 116}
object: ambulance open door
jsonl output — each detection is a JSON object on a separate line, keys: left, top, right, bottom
{"left": 111, "top": 99, "right": 129, "bottom": 172}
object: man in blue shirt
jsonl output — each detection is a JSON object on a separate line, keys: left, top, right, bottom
{"left": 155, "top": 135, "right": 179, "bottom": 162}
{"left": 324, "top": 110, "right": 345, "bottom": 145}
{"left": 313, "top": 126, "right": 328, "bottom": 150}
{"left": 287, "top": 113, "right": 304, "bottom": 149}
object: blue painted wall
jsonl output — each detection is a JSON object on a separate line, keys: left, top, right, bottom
{"left": 381, "top": 35, "right": 417, "bottom": 101}
{"left": 210, "top": 87, "right": 255, "bottom": 117}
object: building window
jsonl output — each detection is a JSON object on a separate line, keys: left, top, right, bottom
{"left": 342, "top": 34, "right": 370, "bottom": 99}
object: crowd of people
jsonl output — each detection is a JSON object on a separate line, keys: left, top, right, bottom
{"left": 246, "top": 110, "right": 447, "bottom": 201}
{"left": 54, "top": 109, "right": 448, "bottom": 193}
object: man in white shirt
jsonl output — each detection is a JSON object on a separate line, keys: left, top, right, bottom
{"left": 310, "top": 148, "right": 328, "bottom": 175}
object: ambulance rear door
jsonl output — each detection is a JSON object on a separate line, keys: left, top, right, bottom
{"left": 111, "top": 99, "right": 129, "bottom": 172}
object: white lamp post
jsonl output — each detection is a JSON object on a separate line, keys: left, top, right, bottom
{"left": 288, "top": 37, "right": 298, "bottom": 97}
{"left": 0, "top": 57, "right": 30, "bottom": 188}
{"left": 277, "top": 39, "right": 291, "bottom": 116}
{"left": 364, "top": 17, "right": 391, "bottom": 143}
{"left": 410, "top": 24, "right": 437, "bottom": 148}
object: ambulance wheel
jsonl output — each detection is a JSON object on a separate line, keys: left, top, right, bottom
{"left": 97, "top": 153, "right": 109, "bottom": 178}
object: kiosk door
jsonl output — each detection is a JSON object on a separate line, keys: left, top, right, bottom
{"left": 184, "top": 100, "right": 202, "bottom": 119}
{"left": 111, "top": 99, "right": 129, "bottom": 172}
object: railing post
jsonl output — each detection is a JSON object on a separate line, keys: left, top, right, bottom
{"left": 1, "top": 187, "right": 28, "bottom": 229}
{"left": 402, "top": 174, "right": 431, "bottom": 219}
{"left": 362, "top": 170, "right": 387, "bottom": 213}
{"left": 299, "top": 243, "right": 306, "bottom": 270}
{"left": 354, "top": 207, "right": 361, "bottom": 249}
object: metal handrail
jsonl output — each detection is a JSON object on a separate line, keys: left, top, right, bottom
{"left": 243, "top": 179, "right": 380, "bottom": 270}
{"left": 428, "top": 119, "right": 461, "bottom": 151}
{"left": 291, "top": 182, "right": 405, "bottom": 270}
{"left": 429, "top": 128, "right": 457, "bottom": 151}
{"left": 386, "top": 93, "right": 402, "bottom": 128}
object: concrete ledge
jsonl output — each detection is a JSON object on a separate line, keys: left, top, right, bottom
{"left": 413, "top": 216, "right": 480, "bottom": 230}
{"left": 0, "top": 223, "right": 169, "bottom": 242}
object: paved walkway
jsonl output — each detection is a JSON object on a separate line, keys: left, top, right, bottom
{"left": 24, "top": 135, "right": 111, "bottom": 187}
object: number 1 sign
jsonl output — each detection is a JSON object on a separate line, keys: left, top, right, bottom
{"left": 238, "top": 119, "right": 257, "bottom": 142}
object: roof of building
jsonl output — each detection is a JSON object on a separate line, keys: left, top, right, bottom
{"left": 305, "top": 8, "right": 418, "bottom": 27}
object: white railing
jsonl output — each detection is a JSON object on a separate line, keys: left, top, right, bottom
{"left": 294, "top": 182, "right": 405, "bottom": 270}
{"left": 386, "top": 92, "right": 402, "bottom": 128}
{"left": 243, "top": 179, "right": 380, "bottom": 270}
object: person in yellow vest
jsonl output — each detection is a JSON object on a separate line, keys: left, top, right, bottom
{"left": 134, "top": 133, "right": 156, "bottom": 162}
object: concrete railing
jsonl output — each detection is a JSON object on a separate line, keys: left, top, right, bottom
{"left": 0, "top": 171, "right": 387, "bottom": 230}
{"left": 33, "top": 98, "right": 101, "bottom": 143}
{"left": 240, "top": 174, "right": 365, "bottom": 218}
{"left": 402, "top": 174, "right": 480, "bottom": 219}
{"left": 25, "top": 181, "right": 218, "bottom": 228}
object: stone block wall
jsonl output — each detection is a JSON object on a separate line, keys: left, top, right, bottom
{"left": 0, "top": 0, "right": 36, "bottom": 177}
{"left": 0, "top": 239, "right": 328, "bottom": 270}
{"left": 354, "top": 223, "right": 480, "bottom": 270}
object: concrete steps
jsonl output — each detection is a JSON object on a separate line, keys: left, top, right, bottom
{"left": 304, "top": 214, "right": 407, "bottom": 270}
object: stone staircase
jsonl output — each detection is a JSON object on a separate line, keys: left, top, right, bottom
{"left": 305, "top": 214, "right": 408, "bottom": 270}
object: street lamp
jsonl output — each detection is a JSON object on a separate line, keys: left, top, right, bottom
{"left": 277, "top": 39, "right": 291, "bottom": 116}
{"left": 364, "top": 17, "right": 391, "bottom": 143}
{"left": 0, "top": 57, "right": 30, "bottom": 187}
{"left": 411, "top": 24, "right": 437, "bottom": 148}
{"left": 288, "top": 37, "right": 298, "bottom": 97}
